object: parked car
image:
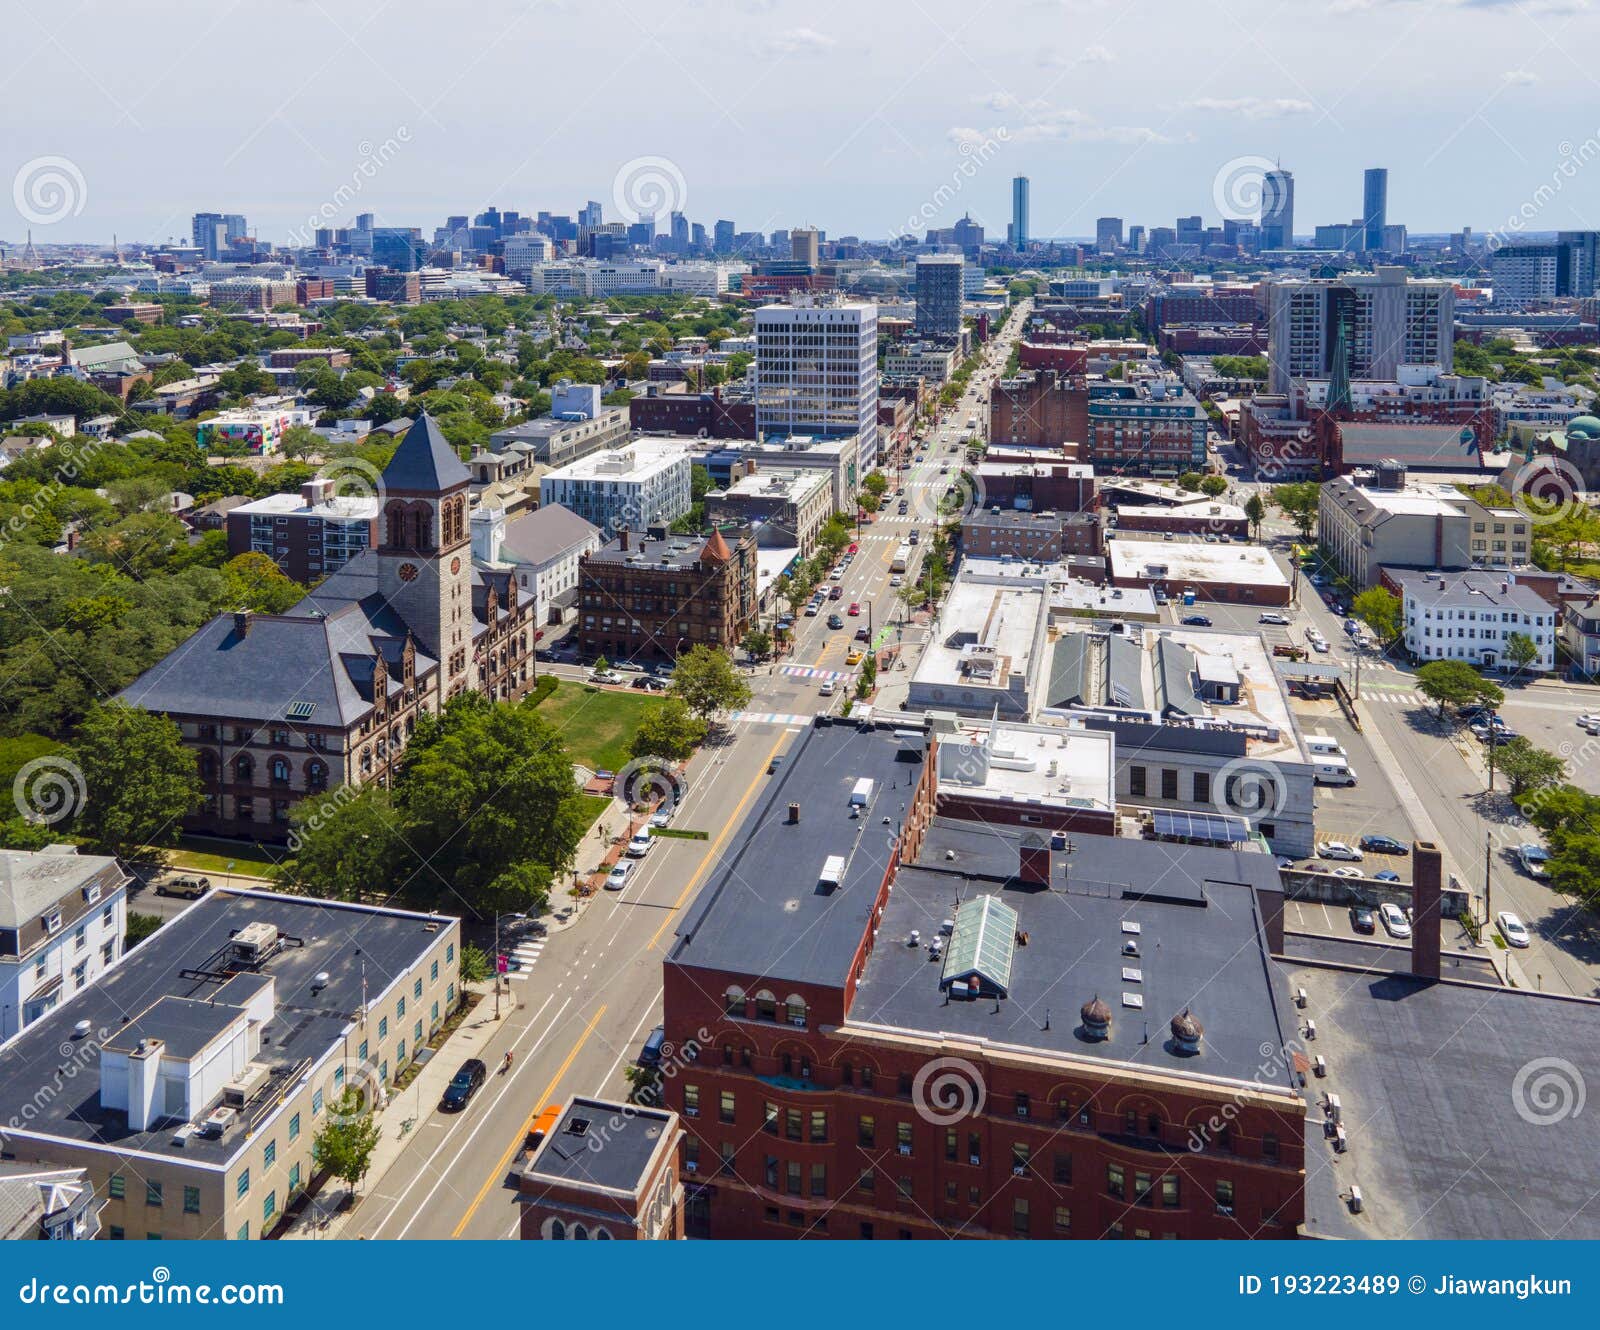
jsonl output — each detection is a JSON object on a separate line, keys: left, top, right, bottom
{"left": 631, "top": 676, "right": 667, "bottom": 691}
{"left": 638, "top": 1025, "right": 668, "bottom": 1068}
{"left": 156, "top": 874, "right": 210, "bottom": 900}
{"left": 828, "top": 585, "right": 844, "bottom": 600}
{"left": 890, "top": 575, "right": 904, "bottom": 587}
{"left": 1579, "top": 713, "right": 1600, "bottom": 734}
{"left": 605, "top": 861, "right": 633, "bottom": 892}
{"left": 649, "top": 808, "right": 675, "bottom": 830}
{"left": 1518, "top": 843, "right": 1550, "bottom": 877}
{"left": 827, "top": 613, "right": 845, "bottom": 630}
{"left": 589, "top": 670, "right": 623, "bottom": 686}
{"left": 1378, "top": 903, "right": 1412, "bottom": 939}
{"left": 804, "top": 604, "right": 820, "bottom": 616}
{"left": 1373, "top": 870, "right": 1401, "bottom": 883}
{"left": 1359, "top": 834, "right": 1408, "bottom": 855}
{"left": 1310, "top": 637, "right": 1331, "bottom": 653}
{"left": 767, "top": 755, "right": 785, "bottom": 774}
{"left": 1349, "top": 905, "right": 1376, "bottom": 934}
{"left": 1180, "top": 615, "right": 1212, "bottom": 627}
{"left": 1496, "top": 911, "right": 1531, "bottom": 948}
{"left": 441, "top": 1058, "right": 487, "bottom": 1112}
{"left": 1258, "top": 612, "right": 1291, "bottom": 625}
{"left": 1331, "top": 866, "right": 1364, "bottom": 879}
{"left": 626, "top": 830, "right": 653, "bottom": 858}
{"left": 1318, "top": 841, "right": 1364, "bottom": 861}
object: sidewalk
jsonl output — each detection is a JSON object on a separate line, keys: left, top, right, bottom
{"left": 281, "top": 977, "right": 515, "bottom": 1239}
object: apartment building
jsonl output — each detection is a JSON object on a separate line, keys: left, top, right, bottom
{"left": 704, "top": 465, "right": 834, "bottom": 558}
{"left": 754, "top": 294, "right": 880, "bottom": 469}
{"left": 1395, "top": 570, "right": 1557, "bottom": 671}
{"left": 488, "top": 406, "right": 629, "bottom": 470}
{"left": 226, "top": 480, "right": 379, "bottom": 581}
{"left": 1, "top": 848, "right": 129, "bottom": 1043}
{"left": 539, "top": 442, "right": 692, "bottom": 536}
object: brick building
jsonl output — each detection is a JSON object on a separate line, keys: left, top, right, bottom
{"left": 518, "top": 1098, "right": 684, "bottom": 1240}
{"left": 627, "top": 385, "right": 757, "bottom": 439}
{"left": 989, "top": 370, "right": 1088, "bottom": 450}
{"left": 974, "top": 461, "right": 1096, "bottom": 513}
{"left": 225, "top": 478, "right": 379, "bottom": 581}
{"left": 959, "top": 508, "right": 1102, "bottom": 560}
{"left": 661, "top": 719, "right": 1307, "bottom": 1240}
{"left": 577, "top": 525, "right": 758, "bottom": 663}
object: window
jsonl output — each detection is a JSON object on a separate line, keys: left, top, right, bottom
{"left": 146, "top": 1181, "right": 162, "bottom": 1208}
{"left": 896, "top": 1121, "right": 913, "bottom": 1155}
{"left": 809, "top": 1109, "right": 828, "bottom": 1142}
{"left": 289, "top": 1163, "right": 302, "bottom": 1194}
{"left": 1162, "top": 1176, "right": 1181, "bottom": 1208}
{"left": 785, "top": 1160, "right": 802, "bottom": 1195}
{"left": 1054, "top": 1205, "right": 1071, "bottom": 1232}
{"left": 1015, "top": 1091, "right": 1030, "bottom": 1118}
{"left": 683, "top": 1084, "right": 699, "bottom": 1117}
{"left": 860, "top": 1066, "right": 873, "bottom": 1091}
{"left": 396, "top": 996, "right": 405, "bottom": 1019}
{"left": 1135, "top": 1171, "right": 1153, "bottom": 1205}
{"left": 237, "top": 1170, "right": 250, "bottom": 1199}
{"left": 1263, "top": 1131, "right": 1279, "bottom": 1160}
{"left": 430, "top": 960, "right": 439, "bottom": 983}
{"left": 785, "top": 1108, "right": 802, "bottom": 1141}
{"left": 109, "top": 1175, "right": 125, "bottom": 1200}
{"left": 1012, "top": 1198, "right": 1030, "bottom": 1236}
{"left": 1161, "top": 768, "right": 1178, "bottom": 800}
{"left": 896, "top": 1176, "right": 914, "bottom": 1200}
{"left": 263, "top": 1140, "right": 276, "bottom": 1168}
{"left": 719, "top": 1090, "right": 736, "bottom": 1124}
{"left": 263, "top": 1191, "right": 276, "bottom": 1223}
{"left": 1053, "top": 1152, "right": 1072, "bottom": 1185}
{"left": 1193, "top": 772, "right": 1211, "bottom": 802}
{"left": 1012, "top": 1142, "right": 1031, "bottom": 1176}
{"left": 414, "top": 979, "right": 423, "bottom": 1001}
{"left": 379, "top": 1017, "right": 388, "bottom": 1040}
{"left": 858, "top": 1115, "right": 876, "bottom": 1148}
{"left": 1107, "top": 1163, "right": 1125, "bottom": 1199}
{"left": 312, "top": 1090, "right": 324, "bottom": 1116}
{"left": 1129, "top": 766, "right": 1147, "bottom": 797}
{"left": 810, "top": 1162, "right": 827, "bottom": 1197}
{"left": 1216, "top": 1179, "right": 1235, "bottom": 1212}
{"left": 762, "top": 1102, "right": 779, "bottom": 1135}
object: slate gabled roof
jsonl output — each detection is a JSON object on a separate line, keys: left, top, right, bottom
{"left": 382, "top": 412, "right": 469, "bottom": 493}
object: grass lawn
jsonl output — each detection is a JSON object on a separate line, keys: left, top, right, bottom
{"left": 534, "top": 680, "right": 653, "bottom": 772}
{"left": 574, "top": 793, "right": 611, "bottom": 828}
{"left": 166, "top": 837, "right": 287, "bottom": 878}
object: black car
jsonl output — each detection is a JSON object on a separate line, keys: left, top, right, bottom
{"left": 1359, "top": 835, "right": 1408, "bottom": 856}
{"left": 1349, "top": 905, "right": 1376, "bottom": 935}
{"left": 441, "top": 1058, "right": 487, "bottom": 1112}
{"left": 827, "top": 613, "right": 845, "bottom": 629}
{"left": 768, "top": 755, "right": 784, "bottom": 774}
{"left": 1181, "top": 614, "right": 1213, "bottom": 627}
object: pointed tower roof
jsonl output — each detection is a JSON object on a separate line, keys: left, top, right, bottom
{"left": 381, "top": 413, "right": 470, "bottom": 494}
{"left": 701, "top": 527, "right": 734, "bottom": 564}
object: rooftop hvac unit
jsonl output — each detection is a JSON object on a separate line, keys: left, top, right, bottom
{"left": 1349, "top": 1185, "right": 1364, "bottom": 1214}
{"left": 1325, "top": 1093, "right": 1342, "bottom": 1124}
{"left": 200, "top": 1106, "right": 237, "bottom": 1138}
{"left": 232, "top": 922, "right": 279, "bottom": 964}
{"left": 1313, "top": 1055, "right": 1327, "bottom": 1078}
{"left": 1334, "top": 1125, "right": 1348, "bottom": 1153}
{"left": 1295, "top": 987, "right": 1308, "bottom": 1009}
{"left": 1304, "top": 1019, "right": 1317, "bottom": 1041}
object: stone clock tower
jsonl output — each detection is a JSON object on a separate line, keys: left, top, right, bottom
{"left": 377, "top": 414, "right": 474, "bottom": 696}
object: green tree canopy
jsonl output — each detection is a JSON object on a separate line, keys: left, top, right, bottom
{"left": 669, "top": 645, "right": 752, "bottom": 723}
{"left": 71, "top": 702, "right": 201, "bottom": 859}
{"left": 1415, "top": 659, "right": 1504, "bottom": 718}
{"left": 1271, "top": 482, "right": 1320, "bottom": 539}
{"left": 1352, "top": 587, "right": 1401, "bottom": 644}
{"left": 629, "top": 697, "right": 708, "bottom": 762}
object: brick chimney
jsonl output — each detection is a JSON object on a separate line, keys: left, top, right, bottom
{"left": 1411, "top": 840, "right": 1443, "bottom": 981}
{"left": 619, "top": 529, "right": 629, "bottom": 552}
{"left": 1018, "top": 831, "right": 1051, "bottom": 888}
{"left": 233, "top": 611, "right": 252, "bottom": 639}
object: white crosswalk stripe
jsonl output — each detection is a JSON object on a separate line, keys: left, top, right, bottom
{"left": 781, "top": 665, "right": 848, "bottom": 681}
{"left": 729, "top": 710, "right": 815, "bottom": 727}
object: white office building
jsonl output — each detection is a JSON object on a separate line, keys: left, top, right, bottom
{"left": 1396, "top": 570, "right": 1557, "bottom": 672}
{"left": 538, "top": 441, "right": 692, "bottom": 536}
{"left": 754, "top": 294, "right": 880, "bottom": 469}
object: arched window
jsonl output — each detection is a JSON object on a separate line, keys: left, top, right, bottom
{"left": 234, "top": 754, "right": 253, "bottom": 782}
{"left": 547, "top": 1218, "right": 565, "bottom": 1240}
{"left": 199, "top": 752, "right": 216, "bottom": 781}
{"left": 306, "top": 760, "right": 328, "bottom": 792}
{"left": 270, "top": 757, "right": 290, "bottom": 785}
{"left": 724, "top": 986, "right": 745, "bottom": 1017}
{"left": 594, "top": 1228, "right": 612, "bottom": 1240}
{"left": 754, "top": 990, "right": 777, "bottom": 1021}
{"left": 570, "top": 1223, "right": 588, "bottom": 1241}
{"left": 785, "top": 995, "right": 808, "bottom": 1028}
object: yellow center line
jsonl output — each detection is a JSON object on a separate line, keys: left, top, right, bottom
{"left": 647, "top": 727, "right": 790, "bottom": 953}
{"left": 450, "top": 1002, "right": 608, "bottom": 1238}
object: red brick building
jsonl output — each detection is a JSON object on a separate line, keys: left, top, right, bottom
{"left": 628, "top": 385, "right": 757, "bottom": 440}
{"left": 960, "top": 509, "right": 1102, "bottom": 560}
{"left": 518, "top": 1098, "right": 684, "bottom": 1240}
{"left": 1018, "top": 341, "right": 1089, "bottom": 374}
{"left": 661, "top": 720, "right": 1308, "bottom": 1241}
{"left": 990, "top": 369, "right": 1088, "bottom": 449}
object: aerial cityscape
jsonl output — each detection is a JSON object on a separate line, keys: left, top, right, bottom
{"left": 6, "top": 5, "right": 1600, "bottom": 1302}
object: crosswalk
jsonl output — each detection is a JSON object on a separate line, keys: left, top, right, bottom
{"left": 729, "top": 710, "right": 814, "bottom": 728}
{"left": 504, "top": 935, "right": 546, "bottom": 981}
{"left": 1359, "top": 685, "right": 1426, "bottom": 707}
{"left": 781, "top": 665, "right": 849, "bottom": 682}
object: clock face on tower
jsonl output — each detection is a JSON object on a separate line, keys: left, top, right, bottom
{"left": 451, "top": 556, "right": 462, "bottom": 574}
{"left": 398, "top": 563, "right": 419, "bottom": 582}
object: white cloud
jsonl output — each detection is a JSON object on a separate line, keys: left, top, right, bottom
{"left": 758, "top": 27, "right": 837, "bottom": 57}
{"left": 1185, "top": 96, "right": 1316, "bottom": 119}
{"left": 1078, "top": 44, "right": 1115, "bottom": 64}
{"left": 1502, "top": 68, "right": 1540, "bottom": 85}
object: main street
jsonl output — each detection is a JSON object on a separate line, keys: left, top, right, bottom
{"left": 348, "top": 300, "right": 1027, "bottom": 1240}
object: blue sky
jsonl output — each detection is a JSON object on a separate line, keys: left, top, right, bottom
{"left": 6, "top": 0, "right": 1600, "bottom": 245}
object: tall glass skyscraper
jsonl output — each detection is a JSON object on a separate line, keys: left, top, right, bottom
{"left": 1362, "top": 168, "right": 1388, "bottom": 253}
{"left": 1011, "top": 176, "right": 1029, "bottom": 249}
{"left": 1259, "top": 169, "right": 1294, "bottom": 250}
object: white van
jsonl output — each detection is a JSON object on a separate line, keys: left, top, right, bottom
{"left": 1305, "top": 734, "right": 1345, "bottom": 758}
{"left": 1313, "top": 759, "right": 1357, "bottom": 786}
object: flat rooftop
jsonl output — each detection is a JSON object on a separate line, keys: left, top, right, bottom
{"left": 0, "top": 890, "right": 452, "bottom": 1168}
{"left": 1107, "top": 538, "right": 1290, "bottom": 590}
{"left": 1049, "top": 580, "right": 1159, "bottom": 619}
{"left": 1288, "top": 965, "right": 1600, "bottom": 1239}
{"left": 669, "top": 720, "right": 921, "bottom": 989}
{"left": 848, "top": 819, "right": 1295, "bottom": 1087}
{"left": 232, "top": 492, "right": 377, "bottom": 520}
{"left": 909, "top": 575, "right": 1045, "bottom": 698}
{"left": 524, "top": 1097, "right": 673, "bottom": 1195}
{"left": 934, "top": 714, "right": 1115, "bottom": 816}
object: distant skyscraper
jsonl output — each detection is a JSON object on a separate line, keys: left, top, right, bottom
{"left": 223, "top": 214, "right": 248, "bottom": 243}
{"left": 579, "top": 200, "right": 603, "bottom": 229}
{"left": 670, "top": 211, "right": 689, "bottom": 251}
{"left": 354, "top": 213, "right": 375, "bottom": 233}
{"left": 914, "top": 255, "right": 964, "bottom": 340}
{"left": 1127, "top": 224, "right": 1146, "bottom": 254}
{"left": 691, "top": 222, "right": 707, "bottom": 251}
{"left": 791, "top": 228, "right": 820, "bottom": 266}
{"left": 1362, "top": 169, "right": 1388, "bottom": 253}
{"left": 1259, "top": 169, "right": 1295, "bottom": 250}
{"left": 713, "top": 219, "right": 735, "bottom": 253}
{"left": 1011, "top": 176, "right": 1030, "bottom": 249}
{"left": 1095, "top": 217, "right": 1123, "bottom": 253}
{"left": 191, "top": 212, "right": 225, "bottom": 259}
{"left": 370, "top": 227, "right": 424, "bottom": 272}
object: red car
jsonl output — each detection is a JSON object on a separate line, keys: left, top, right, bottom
{"left": 847, "top": 542, "right": 859, "bottom": 554}
{"left": 848, "top": 602, "right": 861, "bottom": 616}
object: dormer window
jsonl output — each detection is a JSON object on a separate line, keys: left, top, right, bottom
{"left": 42, "top": 910, "right": 62, "bottom": 934}
{"left": 83, "top": 884, "right": 101, "bottom": 905}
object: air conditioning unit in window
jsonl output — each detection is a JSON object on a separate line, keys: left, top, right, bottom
{"left": 968, "top": 1153, "right": 981, "bottom": 1166}
{"left": 684, "top": 1160, "right": 698, "bottom": 1173}
{"left": 1216, "top": 1203, "right": 1234, "bottom": 1216}
{"left": 897, "top": 1143, "right": 912, "bottom": 1156}
{"left": 1011, "top": 1164, "right": 1027, "bottom": 1177}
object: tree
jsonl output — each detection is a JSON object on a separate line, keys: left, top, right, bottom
{"left": 1244, "top": 493, "right": 1267, "bottom": 539}
{"left": 743, "top": 627, "right": 773, "bottom": 660}
{"left": 459, "top": 942, "right": 491, "bottom": 985}
{"left": 629, "top": 697, "right": 707, "bottom": 762}
{"left": 1415, "top": 660, "right": 1503, "bottom": 718}
{"left": 1271, "top": 482, "right": 1320, "bottom": 539}
{"left": 1495, "top": 737, "right": 1566, "bottom": 798}
{"left": 125, "top": 912, "right": 163, "bottom": 949}
{"left": 1199, "top": 474, "right": 1228, "bottom": 498}
{"left": 71, "top": 703, "right": 201, "bottom": 859}
{"left": 1177, "top": 471, "right": 1204, "bottom": 492}
{"left": 220, "top": 552, "right": 304, "bottom": 613}
{"left": 275, "top": 785, "right": 404, "bottom": 902}
{"left": 669, "top": 645, "right": 751, "bottom": 723}
{"left": 862, "top": 472, "right": 889, "bottom": 497}
{"left": 1506, "top": 631, "right": 1540, "bottom": 673}
{"left": 313, "top": 1091, "right": 382, "bottom": 1196}
{"left": 1351, "top": 587, "right": 1401, "bottom": 645}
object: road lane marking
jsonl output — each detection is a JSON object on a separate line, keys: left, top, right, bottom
{"left": 450, "top": 1002, "right": 609, "bottom": 1237}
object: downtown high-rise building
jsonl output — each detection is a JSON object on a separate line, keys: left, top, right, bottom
{"left": 579, "top": 200, "right": 603, "bottom": 229}
{"left": 713, "top": 219, "right": 735, "bottom": 253}
{"left": 914, "top": 255, "right": 964, "bottom": 340}
{"left": 1489, "top": 232, "right": 1600, "bottom": 306}
{"left": 191, "top": 212, "right": 247, "bottom": 259}
{"left": 1095, "top": 217, "right": 1123, "bottom": 253}
{"left": 1011, "top": 176, "right": 1030, "bottom": 249}
{"left": 1259, "top": 169, "right": 1294, "bottom": 250}
{"left": 1362, "top": 168, "right": 1388, "bottom": 253}
{"left": 791, "top": 228, "right": 820, "bottom": 266}
{"left": 754, "top": 294, "right": 879, "bottom": 469}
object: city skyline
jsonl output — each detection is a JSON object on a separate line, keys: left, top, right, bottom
{"left": 5, "top": 1, "right": 1599, "bottom": 244}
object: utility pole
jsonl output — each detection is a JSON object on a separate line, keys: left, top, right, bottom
{"left": 1484, "top": 831, "right": 1493, "bottom": 927}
